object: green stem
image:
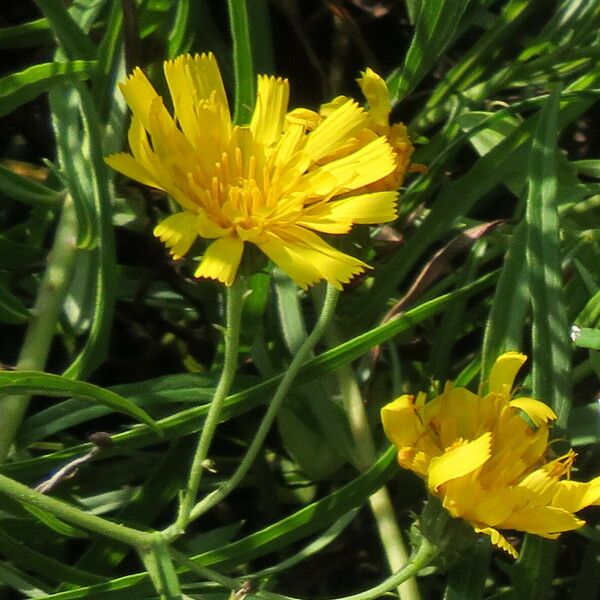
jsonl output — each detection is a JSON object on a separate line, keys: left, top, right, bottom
{"left": 175, "top": 537, "right": 435, "bottom": 600}
{"left": 257, "top": 537, "right": 436, "bottom": 600}
{"left": 0, "top": 196, "right": 78, "bottom": 463}
{"left": 0, "top": 471, "right": 149, "bottom": 547}
{"left": 186, "top": 284, "right": 340, "bottom": 522}
{"left": 171, "top": 278, "right": 246, "bottom": 535}
{"left": 328, "top": 326, "right": 421, "bottom": 600}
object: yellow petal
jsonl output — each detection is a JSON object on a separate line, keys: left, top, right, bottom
{"left": 500, "top": 505, "right": 584, "bottom": 537}
{"left": 259, "top": 227, "right": 368, "bottom": 290}
{"left": 257, "top": 234, "right": 321, "bottom": 290}
{"left": 428, "top": 432, "right": 492, "bottom": 491}
{"left": 163, "top": 54, "right": 232, "bottom": 159}
{"left": 357, "top": 68, "right": 391, "bottom": 129}
{"left": 463, "top": 487, "right": 516, "bottom": 526}
{"left": 488, "top": 351, "right": 527, "bottom": 395}
{"left": 474, "top": 527, "right": 518, "bottom": 558}
{"left": 304, "top": 99, "right": 367, "bottom": 162}
{"left": 285, "top": 107, "right": 321, "bottom": 130}
{"left": 250, "top": 75, "right": 290, "bottom": 148}
{"left": 194, "top": 235, "right": 244, "bottom": 286}
{"left": 164, "top": 53, "right": 228, "bottom": 114}
{"left": 196, "top": 209, "right": 230, "bottom": 238}
{"left": 104, "top": 153, "right": 158, "bottom": 188}
{"left": 119, "top": 67, "right": 164, "bottom": 132}
{"left": 300, "top": 136, "right": 396, "bottom": 197}
{"left": 551, "top": 476, "right": 600, "bottom": 512}
{"left": 297, "top": 191, "right": 398, "bottom": 233}
{"left": 509, "top": 397, "right": 557, "bottom": 427}
{"left": 154, "top": 212, "right": 198, "bottom": 259}
{"left": 381, "top": 395, "right": 423, "bottom": 449}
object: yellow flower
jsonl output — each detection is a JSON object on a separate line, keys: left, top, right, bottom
{"left": 105, "top": 53, "right": 399, "bottom": 289}
{"left": 381, "top": 352, "right": 600, "bottom": 558}
{"left": 355, "top": 68, "right": 417, "bottom": 191}
{"left": 291, "top": 68, "right": 418, "bottom": 192}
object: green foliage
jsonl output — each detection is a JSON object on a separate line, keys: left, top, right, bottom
{"left": 0, "top": 0, "right": 599, "bottom": 598}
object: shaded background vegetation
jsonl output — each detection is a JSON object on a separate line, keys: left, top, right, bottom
{"left": 0, "top": 1, "right": 599, "bottom": 599}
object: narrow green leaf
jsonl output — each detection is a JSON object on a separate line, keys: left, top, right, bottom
{"left": 575, "top": 288, "right": 600, "bottom": 327}
{"left": 138, "top": 533, "right": 182, "bottom": 600}
{"left": 0, "top": 18, "right": 53, "bottom": 49}
{"left": 0, "top": 60, "right": 97, "bottom": 118}
{"left": 247, "top": 0, "right": 275, "bottom": 74}
{"left": 22, "top": 504, "right": 87, "bottom": 539}
{"left": 0, "top": 371, "right": 158, "bottom": 432}
{"left": 3, "top": 271, "right": 498, "bottom": 480}
{"left": 0, "top": 527, "right": 105, "bottom": 586}
{"left": 37, "top": 447, "right": 398, "bottom": 600}
{"left": 0, "top": 561, "right": 50, "bottom": 598}
{"left": 571, "top": 326, "right": 600, "bottom": 350}
{"left": 167, "top": 0, "right": 194, "bottom": 58}
{"left": 33, "top": 0, "right": 96, "bottom": 60}
{"left": 517, "top": 88, "right": 569, "bottom": 600}
{"left": 0, "top": 278, "right": 31, "bottom": 324}
{"left": 572, "top": 159, "right": 600, "bottom": 178}
{"left": 525, "top": 89, "right": 571, "bottom": 424}
{"left": 481, "top": 223, "right": 528, "bottom": 381}
{"left": 228, "top": 0, "right": 255, "bottom": 123}
{"left": 387, "top": 0, "right": 474, "bottom": 103}
{"left": 0, "top": 162, "right": 62, "bottom": 207}
{"left": 53, "top": 82, "right": 117, "bottom": 379}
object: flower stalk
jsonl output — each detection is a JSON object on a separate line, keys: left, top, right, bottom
{"left": 171, "top": 277, "right": 246, "bottom": 536}
{"left": 186, "top": 283, "right": 340, "bottom": 521}
{"left": 257, "top": 537, "right": 437, "bottom": 600}
{"left": 327, "top": 326, "right": 420, "bottom": 600}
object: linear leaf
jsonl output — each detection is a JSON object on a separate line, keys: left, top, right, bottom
{"left": 228, "top": 0, "right": 255, "bottom": 123}
{"left": 0, "top": 279, "right": 31, "bottom": 324}
{"left": 387, "top": 0, "right": 474, "bottom": 103}
{"left": 516, "top": 88, "right": 569, "bottom": 600}
{"left": 0, "top": 163, "right": 62, "bottom": 206}
{"left": 2, "top": 271, "right": 498, "bottom": 480}
{"left": 0, "top": 371, "right": 158, "bottom": 432}
{"left": 0, "top": 18, "right": 53, "bottom": 49}
{"left": 33, "top": 0, "right": 96, "bottom": 60}
{"left": 525, "top": 89, "right": 571, "bottom": 424}
{"left": 0, "top": 60, "right": 97, "bottom": 118}
{"left": 480, "top": 223, "right": 529, "bottom": 380}
{"left": 38, "top": 447, "right": 398, "bottom": 600}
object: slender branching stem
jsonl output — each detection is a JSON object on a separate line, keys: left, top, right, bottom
{"left": 169, "top": 278, "right": 246, "bottom": 536}
{"left": 187, "top": 284, "right": 340, "bottom": 522}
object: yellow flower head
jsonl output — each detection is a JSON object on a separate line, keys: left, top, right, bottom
{"left": 105, "top": 53, "right": 400, "bottom": 289}
{"left": 381, "top": 352, "right": 600, "bottom": 557}
{"left": 356, "top": 68, "right": 416, "bottom": 191}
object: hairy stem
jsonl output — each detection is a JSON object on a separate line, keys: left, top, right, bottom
{"left": 171, "top": 278, "right": 246, "bottom": 535}
{"left": 186, "top": 284, "right": 340, "bottom": 522}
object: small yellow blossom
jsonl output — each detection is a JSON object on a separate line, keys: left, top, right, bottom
{"left": 381, "top": 352, "right": 600, "bottom": 558}
{"left": 290, "top": 68, "right": 418, "bottom": 192}
{"left": 355, "top": 68, "right": 417, "bottom": 191}
{"left": 105, "top": 53, "right": 400, "bottom": 289}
